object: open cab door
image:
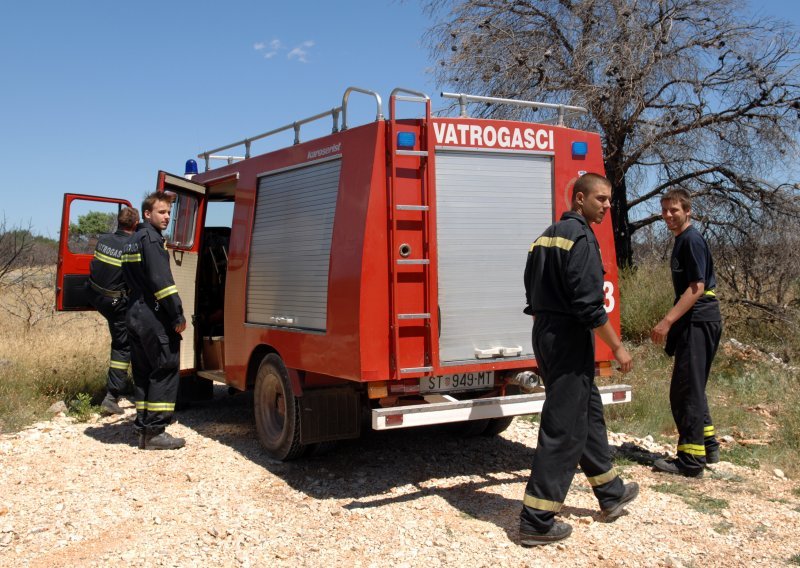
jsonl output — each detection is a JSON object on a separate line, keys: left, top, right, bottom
{"left": 55, "top": 194, "right": 132, "bottom": 311}
{"left": 156, "top": 171, "right": 206, "bottom": 373}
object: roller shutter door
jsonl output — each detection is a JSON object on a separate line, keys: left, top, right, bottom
{"left": 435, "top": 150, "right": 552, "bottom": 363}
{"left": 247, "top": 158, "right": 341, "bottom": 331}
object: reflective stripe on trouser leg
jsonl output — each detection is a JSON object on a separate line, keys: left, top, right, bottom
{"left": 520, "top": 314, "right": 593, "bottom": 534}
{"left": 106, "top": 310, "right": 130, "bottom": 397}
{"left": 670, "top": 321, "right": 722, "bottom": 472}
{"left": 580, "top": 382, "right": 624, "bottom": 509}
{"left": 127, "top": 301, "right": 180, "bottom": 435}
{"left": 704, "top": 424, "right": 719, "bottom": 453}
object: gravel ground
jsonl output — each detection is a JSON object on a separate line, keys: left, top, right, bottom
{"left": 1, "top": 388, "right": 798, "bottom": 568}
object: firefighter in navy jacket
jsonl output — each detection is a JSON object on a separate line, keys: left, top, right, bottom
{"left": 518, "top": 173, "right": 637, "bottom": 546}
{"left": 122, "top": 191, "right": 186, "bottom": 450}
{"left": 650, "top": 188, "right": 722, "bottom": 477}
{"left": 88, "top": 207, "right": 139, "bottom": 415}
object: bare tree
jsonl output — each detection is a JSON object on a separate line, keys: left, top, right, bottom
{"left": 423, "top": 0, "right": 800, "bottom": 266}
{"left": 0, "top": 218, "right": 36, "bottom": 289}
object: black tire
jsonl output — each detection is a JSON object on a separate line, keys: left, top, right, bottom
{"left": 253, "top": 354, "right": 306, "bottom": 461}
{"left": 482, "top": 384, "right": 520, "bottom": 436}
{"left": 482, "top": 416, "right": 515, "bottom": 436}
{"left": 449, "top": 418, "right": 489, "bottom": 437}
{"left": 305, "top": 440, "right": 338, "bottom": 457}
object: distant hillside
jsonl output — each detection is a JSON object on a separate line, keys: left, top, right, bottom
{"left": 0, "top": 230, "right": 58, "bottom": 267}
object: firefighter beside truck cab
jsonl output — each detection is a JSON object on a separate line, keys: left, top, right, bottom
{"left": 56, "top": 87, "right": 632, "bottom": 460}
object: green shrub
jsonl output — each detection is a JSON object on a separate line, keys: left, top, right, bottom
{"left": 619, "top": 263, "right": 674, "bottom": 342}
{"left": 68, "top": 393, "right": 98, "bottom": 422}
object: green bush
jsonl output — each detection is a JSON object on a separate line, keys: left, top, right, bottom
{"left": 619, "top": 263, "right": 674, "bottom": 342}
{"left": 68, "top": 393, "right": 98, "bottom": 422}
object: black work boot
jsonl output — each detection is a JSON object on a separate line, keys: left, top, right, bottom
{"left": 100, "top": 393, "right": 124, "bottom": 416}
{"left": 142, "top": 431, "right": 186, "bottom": 450}
{"left": 600, "top": 482, "right": 640, "bottom": 522}
{"left": 137, "top": 432, "right": 146, "bottom": 450}
{"left": 706, "top": 447, "right": 720, "bottom": 465}
{"left": 519, "top": 522, "right": 572, "bottom": 547}
{"left": 653, "top": 458, "right": 703, "bottom": 478}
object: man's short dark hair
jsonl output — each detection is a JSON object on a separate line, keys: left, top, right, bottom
{"left": 141, "top": 191, "right": 175, "bottom": 214}
{"left": 572, "top": 173, "right": 611, "bottom": 200}
{"left": 117, "top": 207, "right": 139, "bottom": 230}
{"left": 661, "top": 188, "right": 692, "bottom": 211}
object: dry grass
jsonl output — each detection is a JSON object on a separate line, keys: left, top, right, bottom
{"left": 0, "top": 269, "right": 109, "bottom": 432}
{"left": 2, "top": 263, "right": 799, "bottom": 481}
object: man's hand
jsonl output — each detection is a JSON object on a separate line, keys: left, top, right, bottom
{"left": 650, "top": 318, "right": 671, "bottom": 345}
{"left": 613, "top": 344, "right": 632, "bottom": 373}
{"left": 175, "top": 321, "right": 187, "bottom": 334}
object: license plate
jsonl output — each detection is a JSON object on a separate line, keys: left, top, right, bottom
{"left": 420, "top": 371, "right": 495, "bottom": 393}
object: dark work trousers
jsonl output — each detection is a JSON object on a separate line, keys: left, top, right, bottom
{"left": 93, "top": 296, "right": 130, "bottom": 398}
{"left": 126, "top": 298, "right": 181, "bottom": 435}
{"left": 520, "top": 314, "right": 624, "bottom": 533}
{"left": 670, "top": 321, "right": 722, "bottom": 473}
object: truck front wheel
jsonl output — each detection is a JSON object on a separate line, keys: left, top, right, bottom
{"left": 253, "top": 354, "right": 306, "bottom": 461}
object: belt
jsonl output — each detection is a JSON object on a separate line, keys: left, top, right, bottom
{"left": 89, "top": 278, "right": 127, "bottom": 299}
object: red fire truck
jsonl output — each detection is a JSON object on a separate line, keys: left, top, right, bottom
{"left": 56, "top": 87, "right": 631, "bottom": 460}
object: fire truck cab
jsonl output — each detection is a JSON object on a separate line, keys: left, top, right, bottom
{"left": 56, "top": 87, "right": 631, "bottom": 460}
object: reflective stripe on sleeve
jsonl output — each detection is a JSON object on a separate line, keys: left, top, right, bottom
{"left": 122, "top": 253, "right": 142, "bottom": 263}
{"left": 109, "top": 360, "right": 130, "bottom": 371}
{"left": 586, "top": 468, "right": 618, "bottom": 487}
{"left": 677, "top": 443, "right": 706, "bottom": 456}
{"left": 530, "top": 236, "right": 575, "bottom": 252}
{"left": 154, "top": 285, "right": 178, "bottom": 300}
{"left": 94, "top": 250, "right": 122, "bottom": 267}
{"left": 523, "top": 493, "right": 563, "bottom": 512}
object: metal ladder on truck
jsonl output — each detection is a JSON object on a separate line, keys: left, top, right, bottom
{"left": 386, "top": 88, "right": 437, "bottom": 380}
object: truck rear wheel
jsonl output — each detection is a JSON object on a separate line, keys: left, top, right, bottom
{"left": 447, "top": 418, "right": 489, "bottom": 437}
{"left": 253, "top": 354, "right": 306, "bottom": 461}
{"left": 482, "top": 416, "right": 515, "bottom": 436}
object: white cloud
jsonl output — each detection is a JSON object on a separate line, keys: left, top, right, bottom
{"left": 256, "top": 38, "right": 314, "bottom": 63}
{"left": 287, "top": 40, "right": 315, "bottom": 63}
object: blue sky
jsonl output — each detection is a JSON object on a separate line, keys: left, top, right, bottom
{"left": 0, "top": 0, "right": 797, "bottom": 237}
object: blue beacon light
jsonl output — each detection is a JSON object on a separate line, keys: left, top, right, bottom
{"left": 571, "top": 141, "right": 588, "bottom": 158}
{"left": 184, "top": 159, "right": 198, "bottom": 179}
{"left": 397, "top": 132, "right": 416, "bottom": 149}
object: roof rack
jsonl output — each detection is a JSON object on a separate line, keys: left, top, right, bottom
{"left": 440, "top": 92, "right": 587, "bottom": 126}
{"left": 197, "top": 86, "right": 384, "bottom": 172}
{"left": 197, "top": 88, "right": 587, "bottom": 171}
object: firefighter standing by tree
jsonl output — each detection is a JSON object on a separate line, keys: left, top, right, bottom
{"left": 88, "top": 206, "right": 139, "bottom": 415}
{"left": 650, "top": 188, "right": 722, "bottom": 477}
{"left": 519, "top": 173, "right": 638, "bottom": 546}
{"left": 122, "top": 191, "right": 187, "bottom": 450}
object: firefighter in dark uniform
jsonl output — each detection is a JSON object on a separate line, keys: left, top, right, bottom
{"left": 88, "top": 207, "right": 139, "bottom": 415}
{"left": 651, "top": 188, "right": 722, "bottom": 477}
{"left": 122, "top": 191, "right": 186, "bottom": 450}
{"left": 519, "top": 173, "right": 638, "bottom": 546}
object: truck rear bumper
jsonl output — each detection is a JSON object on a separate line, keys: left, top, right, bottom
{"left": 372, "top": 384, "right": 632, "bottom": 430}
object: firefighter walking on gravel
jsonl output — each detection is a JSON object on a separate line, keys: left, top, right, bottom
{"left": 122, "top": 191, "right": 186, "bottom": 450}
{"left": 88, "top": 206, "right": 139, "bottom": 415}
{"left": 519, "top": 173, "right": 638, "bottom": 546}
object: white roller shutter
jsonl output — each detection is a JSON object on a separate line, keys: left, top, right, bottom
{"left": 435, "top": 150, "right": 553, "bottom": 363}
{"left": 247, "top": 158, "right": 341, "bottom": 331}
